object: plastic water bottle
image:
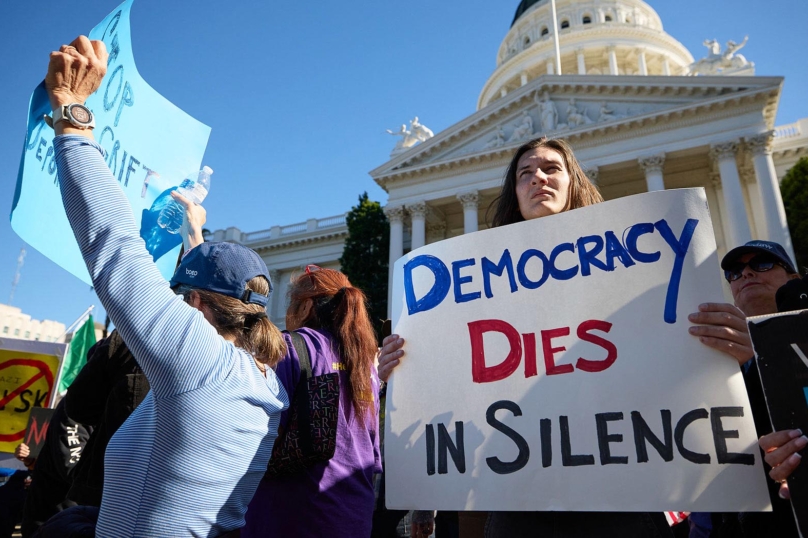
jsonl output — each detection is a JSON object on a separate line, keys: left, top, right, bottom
{"left": 157, "top": 166, "right": 213, "bottom": 234}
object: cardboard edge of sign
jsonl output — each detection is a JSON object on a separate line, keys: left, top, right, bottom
{"left": 0, "top": 337, "right": 67, "bottom": 357}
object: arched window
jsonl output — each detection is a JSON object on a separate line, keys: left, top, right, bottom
{"left": 560, "top": 19, "right": 570, "bottom": 29}
{"left": 604, "top": 14, "right": 613, "bottom": 22}
{"left": 582, "top": 15, "right": 592, "bottom": 24}
{"left": 523, "top": 36, "right": 531, "bottom": 48}
{"left": 540, "top": 26, "right": 549, "bottom": 37}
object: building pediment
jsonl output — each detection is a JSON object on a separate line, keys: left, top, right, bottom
{"left": 371, "top": 74, "right": 781, "bottom": 190}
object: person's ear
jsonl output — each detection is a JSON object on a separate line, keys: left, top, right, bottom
{"left": 300, "top": 298, "right": 313, "bottom": 322}
{"left": 188, "top": 290, "right": 203, "bottom": 312}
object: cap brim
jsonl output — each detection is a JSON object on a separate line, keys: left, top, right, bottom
{"left": 720, "top": 245, "right": 795, "bottom": 273}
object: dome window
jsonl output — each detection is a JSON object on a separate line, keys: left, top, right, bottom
{"left": 540, "top": 26, "right": 549, "bottom": 37}
{"left": 582, "top": 15, "right": 592, "bottom": 24}
{"left": 604, "top": 15, "right": 613, "bottom": 22}
{"left": 560, "top": 19, "right": 570, "bottom": 29}
{"left": 523, "top": 36, "right": 531, "bottom": 47}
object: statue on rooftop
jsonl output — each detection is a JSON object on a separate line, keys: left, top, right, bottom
{"left": 689, "top": 36, "right": 753, "bottom": 75}
{"left": 386, "top": 116, "right": 434, "bottom": 154}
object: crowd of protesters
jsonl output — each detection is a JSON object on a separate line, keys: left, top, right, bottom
{"left": 1, "top": 35, "right": 805, "bottom": 538}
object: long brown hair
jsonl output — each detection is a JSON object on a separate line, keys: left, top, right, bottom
{"left": 287, "top": 268, "right": 377, "bottom": 424}
{"left": 174, "top": 276, "right": 287, "bottom": 368}
{"left": 488, "top": 137, "right": 602, "bottom": 228}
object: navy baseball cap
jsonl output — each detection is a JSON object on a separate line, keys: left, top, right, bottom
{"left": 720, "top": 240, "right": 797, "bottom": 274}
{"left": 170, "top": 242, "right": 272, "bottom": 307}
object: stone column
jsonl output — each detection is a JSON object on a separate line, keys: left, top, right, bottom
{"left": 638, "top": 154, "right": 665, "bottom": 191}
{"left": 577, "top": 49, "right": 586, "bottom": 74}
{"left": 637, "top": 48, "right": 648, "bottom": 75}
{"left": 747, "top": 131, "right": 795, "bottom": 259}
{"left": 268, "top": 269, "right": 281, "bottom": 320}
{"left": 608, "top": 46, "right": 618, "bottom": 75}
{"left": 707, "top": 174, "right": 728, "bottom": 252}
{"left": 662, "top": 56, "right": 671, "bottom": 76}
{"left": 457, "top": 191, "right": 480, "bottom": 234}
{"left": 407, "top": 201, "right": 428, "bottom": 251}
{"left": 710, "top": 141, "right": 752, "bottom": 247}
{"left": 584, "top": 167, "right": 599, "bottom": 186}
{"left": 384, "top": 205, "right": 406, "bottom": 317}
{"left": 546, "top": 61, "right": 555, "bottom": 75}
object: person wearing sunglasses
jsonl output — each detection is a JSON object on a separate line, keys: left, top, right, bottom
{"left": 688, "top": 240, "right": 801, "bottom": 537}
{"left": 689, "top": 240, "right": 799, "bottom": 366}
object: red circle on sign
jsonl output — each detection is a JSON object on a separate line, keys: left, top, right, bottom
{"left": 0, "top": 358, "right": 55, "bottom": 443}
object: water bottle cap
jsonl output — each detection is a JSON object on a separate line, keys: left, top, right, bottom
{"left": 202, "top": 166, "right": 213, "bottom": 175}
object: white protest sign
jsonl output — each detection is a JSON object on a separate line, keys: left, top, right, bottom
{"left": 385, "top": 188, "right": 771, "bottom": 512}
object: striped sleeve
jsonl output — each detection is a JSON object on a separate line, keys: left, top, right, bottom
{"left": 54, "top": 135, "right": 230, "bottom": 397}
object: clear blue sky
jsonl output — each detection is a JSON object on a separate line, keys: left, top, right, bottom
{"left": 1, "top": 0, "right": 806, "bottom": 328}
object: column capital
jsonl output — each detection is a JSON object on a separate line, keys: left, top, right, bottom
{"left": 746, "top": 131, "right": 775, "bottom": 156}
{"left": 583, "top": 166, "right": 599, "bottom": 184}
{"left": 457, "top": 190, "right": 480, "bottom": 209}
{"left": 383, "top": 205, "right": 406, "bottom": 223}
{"left": 406, "top": 201, "right": 429, "bottom": 219}
{"left": 708, "top": 172, "right": 722, "bottom": 191}
{"left": 638, "top": 153, "right": 665, "bottom": 174}
{"left": 709, "top": 141, "right": 739, "bottom": 161}
{"left": 739, "top": 163, "right": 756, "bottom": 185}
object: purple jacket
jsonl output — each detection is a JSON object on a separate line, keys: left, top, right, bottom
{"left": 243, "top": 328, "right": 382, "bottom": 538}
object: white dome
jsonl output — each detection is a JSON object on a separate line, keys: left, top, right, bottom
{"left": 479, "top": 0, "right": 695, "bottom": 109}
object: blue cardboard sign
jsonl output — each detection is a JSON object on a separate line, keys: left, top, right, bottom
{"left": 11, "top": 0, "right": 211, "bottom": 284}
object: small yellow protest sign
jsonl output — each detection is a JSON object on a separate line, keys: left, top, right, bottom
{"left": 0, "top": 339, "right": 65, "bottom": 453}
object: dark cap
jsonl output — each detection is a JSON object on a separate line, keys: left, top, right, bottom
{"left": 170, "top": 242, "right": 272, "bottom": 307}
{"left": 720, "top": 240, "right": 796, "bottom": 274}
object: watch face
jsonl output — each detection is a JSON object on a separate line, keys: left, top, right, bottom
{"left": 69, "top": 104, "right": 91, "bottom": 124}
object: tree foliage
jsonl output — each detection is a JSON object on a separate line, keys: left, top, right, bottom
{"left": 339, "top": 192, "right": 390, "bottom": 340}
{"left": 781, "top": 156, "right": 808, "bottom": 271}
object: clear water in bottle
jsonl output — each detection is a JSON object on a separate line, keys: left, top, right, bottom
{"left": 157, "top": 166, "right": 213, "bottom": 234}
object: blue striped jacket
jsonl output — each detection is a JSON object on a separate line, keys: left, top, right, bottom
{"left": 54, "top": 135, "right": 288, "bottom": 537}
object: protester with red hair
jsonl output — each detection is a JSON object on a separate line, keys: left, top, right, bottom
{"left": 243, "top": 266, "right": 382, "bottom": 538}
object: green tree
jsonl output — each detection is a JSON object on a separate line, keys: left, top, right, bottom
{"left": 781, "top": 156, "right": 808, "bottom": 271}
{"left": 340, "top": 192, "right": 390, "bottom": 340}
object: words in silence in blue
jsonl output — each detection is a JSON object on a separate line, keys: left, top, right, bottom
{"left": 25, "top": 9, "right": 155, "bottom": 195}
{"left": 425, "top": 403, "right": 755, "bottom": 477}
{"left": 404, "top": 218, "right": 699, "bottom": 324}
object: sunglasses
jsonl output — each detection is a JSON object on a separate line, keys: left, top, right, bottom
{"left": 724, "top": 255, "right": 787, "bottom": 282}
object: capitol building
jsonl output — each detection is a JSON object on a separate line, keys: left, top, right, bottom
{"left": 208, "top": 0, "right": 808, "bottom": 327}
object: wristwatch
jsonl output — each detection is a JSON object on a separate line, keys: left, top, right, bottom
{"left": 50, "top": 103, "right": 95, "bottom": 129}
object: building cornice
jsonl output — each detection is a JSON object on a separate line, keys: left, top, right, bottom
{"left": 371, "top": 76, "right": 781, "bottom": 190}
{"left": 250, "top": 230, "right": 348, "bottom": 254}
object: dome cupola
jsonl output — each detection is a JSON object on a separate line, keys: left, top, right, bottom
{"left": 479, "top": 0, "right": 694, "bottom": 109}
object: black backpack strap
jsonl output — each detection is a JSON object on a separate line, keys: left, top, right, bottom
{"left": 289, "top": 331, "right": 313, "bottom": 455}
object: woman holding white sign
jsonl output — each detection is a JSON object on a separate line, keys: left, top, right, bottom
{"left": 379, "top": 137, "right": 673, "bottom": 538}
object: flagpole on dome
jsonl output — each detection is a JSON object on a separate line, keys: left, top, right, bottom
{"left": 550, "top": 0, "right": 562, "bottom": 74}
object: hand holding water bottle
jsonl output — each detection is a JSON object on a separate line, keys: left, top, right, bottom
{"left": 157, "top": 166, "right": 213, "bottom": 234}
{"left": 171, "top": 190, "right": 207, "bottom": 252}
